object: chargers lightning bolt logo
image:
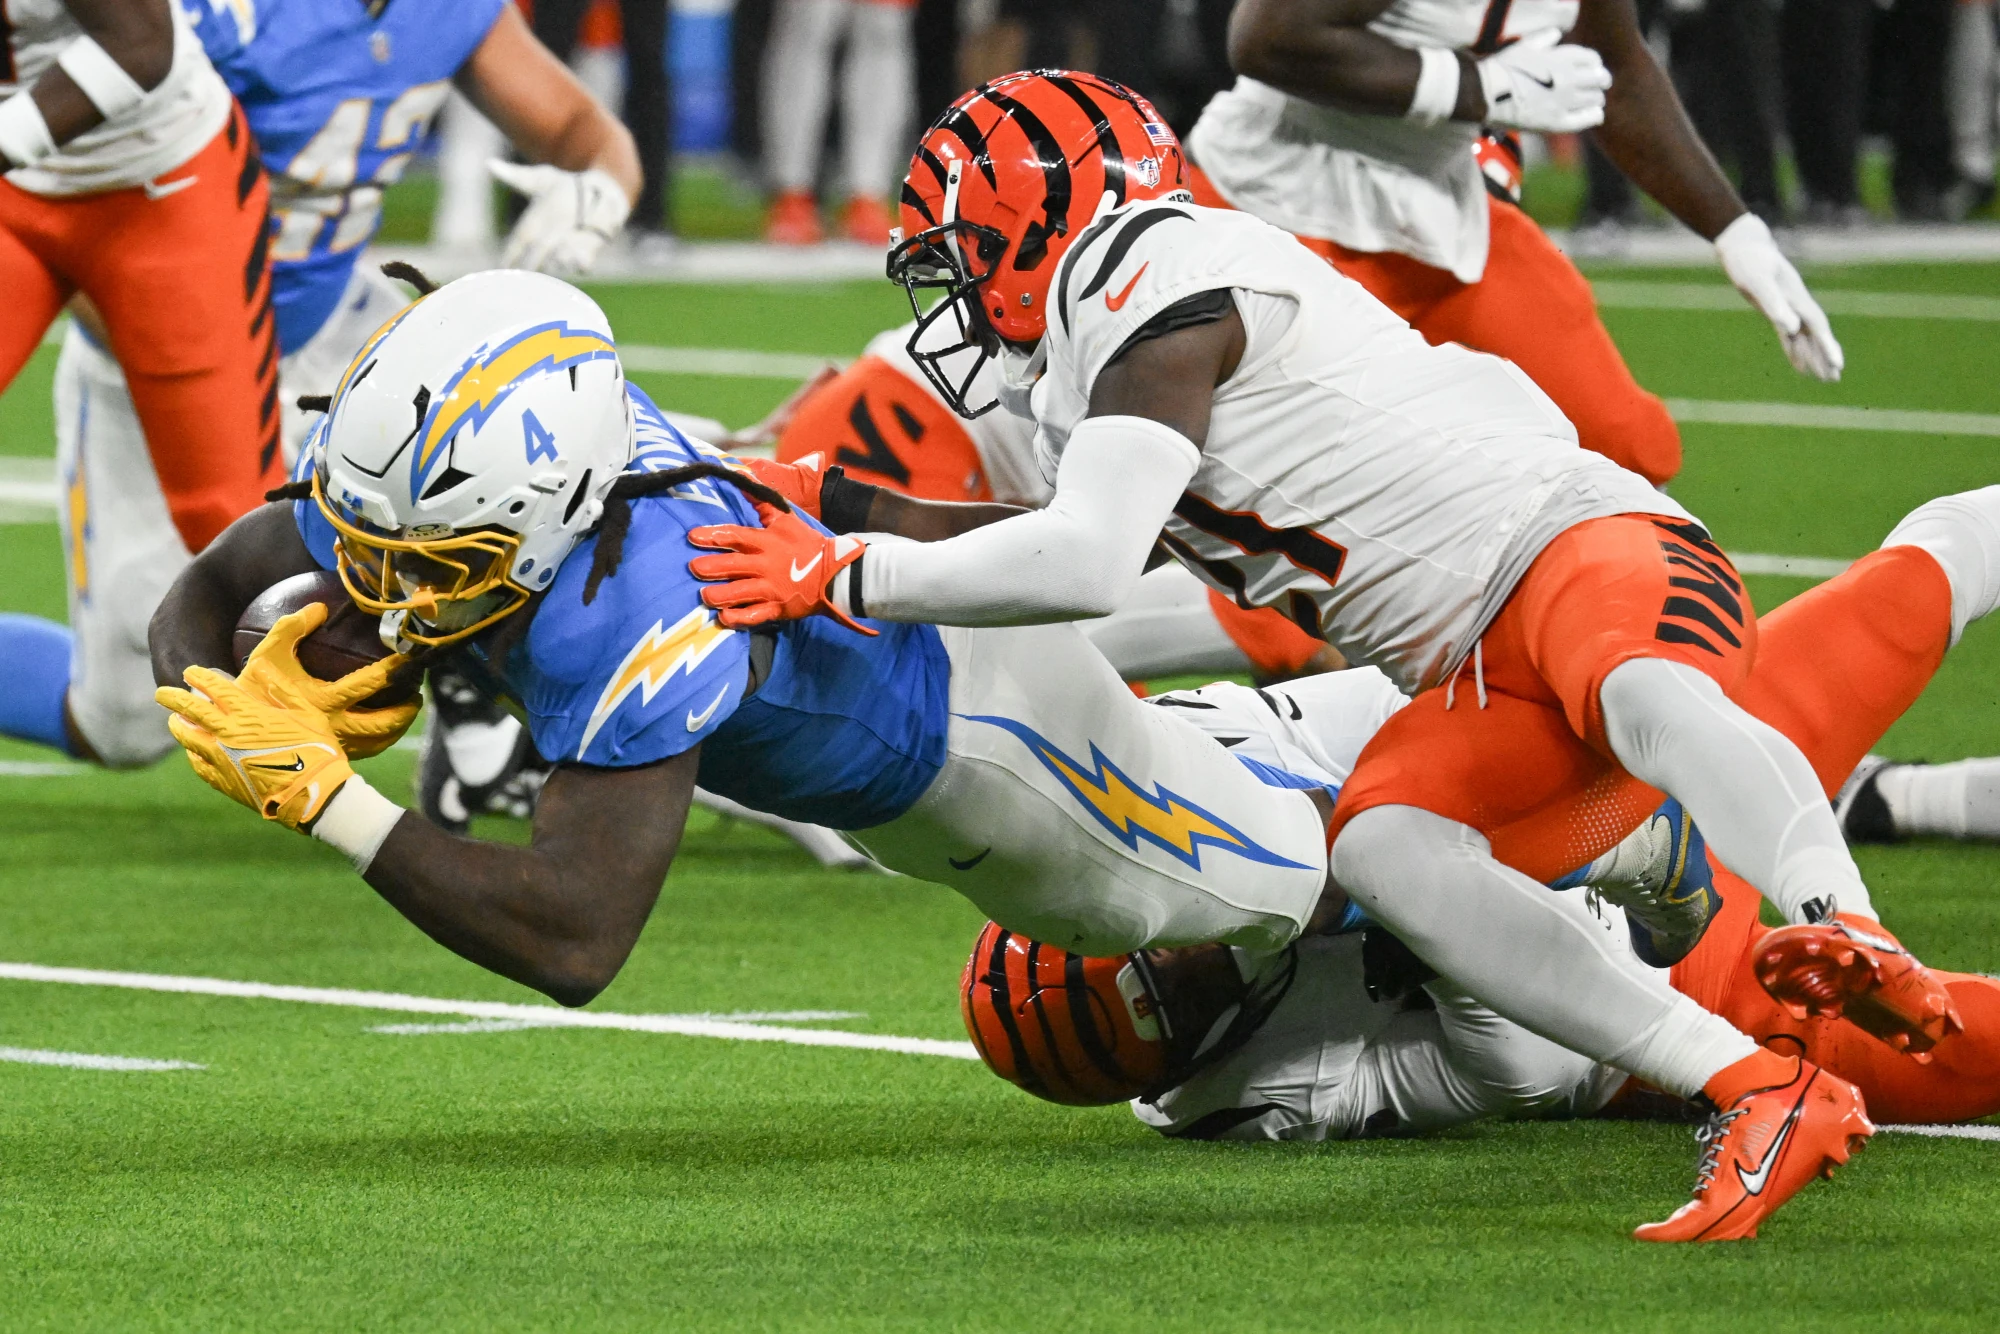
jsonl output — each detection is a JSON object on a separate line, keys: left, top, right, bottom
{"left": 963, "top": 715, "right": 1313, "bottom": 871}
{"left": 412, "top": 322, "right": 617, "bottom": 495}
{"left": 577, "top": 607, "right": 736, "bottom": 757}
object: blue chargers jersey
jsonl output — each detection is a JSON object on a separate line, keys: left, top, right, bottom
{"left": 295, "top": 386, "right": 952, "bottom": 829}
{"left": 185, "top": 0, "right": 505, "bottom": 354}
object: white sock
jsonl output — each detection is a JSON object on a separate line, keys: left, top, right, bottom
{"left": 1881, "top": 486, "right": 2000, "bottom": 646}
{"left": 1330, "top": 805, "right": 1755, "bottom": 1098}
{"left": 763, "top": 0, "right": 848, "bottom": 193}
{"left": 1878, "top": 758, "right": 2000, "bottom": 840}
{"left": 1601, "top": 657, "right": 1875, "bottom": 924}
{"left": 841, "top": 1, "right": 915, "bottom": 199}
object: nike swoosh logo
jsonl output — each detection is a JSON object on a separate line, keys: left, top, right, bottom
{"left": 246, "top": 756, "right": 306, "bottom": 773}
{"left": 1527, "top": 73, "right": 1556, "bottom": 89}
{"left": 1736, "top": 1093, "right": 1807, "bottom": 1195}
{"left": 1105, "top": 262, "right": 1149, "bottom": 312}
{"left": 143, "top": 174, "right": 199, "bottom": 201}
{"left": 686, "top": 684, "right": 731, "bottom": 732}
{"left": 948, "top": 848, "right": 992, "bottom": 871}
{"left": 789, "top": 551, "right": 823, "bottom": 582}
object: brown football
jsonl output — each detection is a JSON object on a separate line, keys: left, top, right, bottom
{"left": 233, "top": 570, "right": 418, "bottom": 708}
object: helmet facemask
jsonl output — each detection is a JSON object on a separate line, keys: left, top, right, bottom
{"left": 887, "top": 206, "right": 1014, "bottom": 418}
{"left": 315, "top": 474, "right": 530, "bottom": 648}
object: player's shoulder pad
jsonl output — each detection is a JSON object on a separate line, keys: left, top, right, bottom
{"left": 519, "top": 386, "right": 760, "bottom": 766}
{"left": 1050, "top": 200, "right": 1265, "bottom": 388}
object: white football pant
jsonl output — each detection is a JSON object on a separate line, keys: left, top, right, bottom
{"left": 51, "top": 267, "right": 412, "bottom": 766}
{"left": 851, "top": 623, "right": 1330, "bottom": 956}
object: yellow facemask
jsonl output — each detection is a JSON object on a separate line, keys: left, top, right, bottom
{"left": 312, "top": 473, "right": 530, "bottom": 647}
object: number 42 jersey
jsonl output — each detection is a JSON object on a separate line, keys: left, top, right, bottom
{"left": 184, "top": 0, "right": 507, "bottom": 353}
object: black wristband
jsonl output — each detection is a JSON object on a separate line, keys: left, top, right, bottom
{"left": 819, "top": 465, "right": 881, "bottom": 534}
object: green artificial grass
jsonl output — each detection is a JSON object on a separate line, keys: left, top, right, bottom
{"left": 2, "top": 266, "right": 1998, "bottom": 1330}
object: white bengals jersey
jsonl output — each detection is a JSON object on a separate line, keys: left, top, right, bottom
{"left": 1187, "top": 0, "right": 1577, "bottom": 282}
{"left": 1030, "top": 201, "right": 1690, "bottom": 695}
{"left": 1, "top": 0, "right": 230, "bottom": 195}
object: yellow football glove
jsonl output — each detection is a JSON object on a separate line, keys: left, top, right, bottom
{"left": 155, "top": 666, "right": 355, "bottom": 831}
{"left": 237, "top": 605, "right": 422, "bottom": 760}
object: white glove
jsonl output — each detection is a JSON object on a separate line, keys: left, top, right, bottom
{"left": 489, "top": 160, "right": 633, "bottom": 275}
{"left": 1476, "top": 31, "right": 1612, "bottom": 134}
{"left": 1713, "top": 213, "right": 1844, "bottom": 382}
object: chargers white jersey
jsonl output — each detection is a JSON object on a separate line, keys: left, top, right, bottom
{"left": 1030, "top": 201, "right": 1689, "bottom": 695}
{"left": 1, "top": 0, "right": 230, "bottom": 195}
{"left": 1187, "top": 0, "right": 1577, "bottom": 281}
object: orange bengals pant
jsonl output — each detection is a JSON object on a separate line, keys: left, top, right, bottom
{"left": 1187, "top": 165, "right": 1682, "bottom": 487}
{"left": 1329, "top": 513, "right": 1755, "bottom": 880}
{"left": 0, "top": 105, "right": 280, "bottom": 553}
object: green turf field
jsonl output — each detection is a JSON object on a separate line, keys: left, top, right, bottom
{"left": 3, "top": 263, "right": 2000, "bottom": 1330}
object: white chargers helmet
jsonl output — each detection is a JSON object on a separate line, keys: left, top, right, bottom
{"left": 308, "top": 269, "right": 634, "bottom": 647}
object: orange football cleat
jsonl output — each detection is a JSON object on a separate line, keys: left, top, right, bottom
{"left": 765, "top": 190, "right": 823, "bottom": 246}
{"left": 1634, "top": 1050, "right": 1874, "bottom": 1243}
{"left": 1755, "top": 914, "right": 1963, "bottom": 1058}
{"left": 843, "top": 194, "right": 893, "bottom": 246}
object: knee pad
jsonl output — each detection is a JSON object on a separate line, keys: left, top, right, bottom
{"left": 1882, "top": 487, "right": 2000, "bottom": 645}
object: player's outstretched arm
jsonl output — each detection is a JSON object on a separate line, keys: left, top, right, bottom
{"left": 359, "top": 752, "right": 699, "bottom": 1007}
{"left": 459, "top": 4, "right": 641, "bottom": 273}
{"left": 149, "top": 502, "right": 321, "bottom": 688}
{"left": 1570, "top": 0, "right": 1842, "bottom": 380}
{"left": 0, "top": 0, "right": 174, "bottom": 167}
{"left": 693, "top": 312, "right": 1242, "bottom": 628}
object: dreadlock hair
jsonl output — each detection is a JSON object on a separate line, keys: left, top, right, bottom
{"left": 297, "top": 393, "right": 332, "bottom": 414}
{"left": 583, "top": 463, "right": 793, "bottom": 606}
{"left": 380, "top": 260, "right": 438, "bottom": 295}
{"left": 266, "top": 480, "right": 313, "bottom": 503}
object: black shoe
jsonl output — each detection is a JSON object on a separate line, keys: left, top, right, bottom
{"left": 1833, "top": 755, "right": 1922, "bottom": 844}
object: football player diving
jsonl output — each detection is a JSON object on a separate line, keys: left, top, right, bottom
{"left": 960, "top": 501, "right": 2000, "bottom": 1148}
{"left": 150, "top": 267, "right": 1788, "bottom": 1242}
{"left": 685, "top": 71, "right": 1971, "bottom": 1242}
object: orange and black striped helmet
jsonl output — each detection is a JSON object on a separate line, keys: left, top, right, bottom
{"left": 888, "top": 70, "right": 1189, "bottom": 418}
{"left": 960, "top": 922, "right": 1296, "bottom": 1106}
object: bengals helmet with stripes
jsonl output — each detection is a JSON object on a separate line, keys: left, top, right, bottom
{"left": 888, "top": 70, "right": 1189, "bottom": 418}
{"left": 960, "top": 922, "right": 1296, "bottom": 1106}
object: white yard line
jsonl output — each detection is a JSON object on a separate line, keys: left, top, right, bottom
{"left": 1593, "top": 282, "right": 2000, "bottom": 323}
{"left": 0, "top": 762, "right": 88, "bottom": 777}
{"left": 1727, "top": 552, "right": 1853, "bottom": 579}
{"left": 1663, "top": 398, "right": 2000, "bottom": 438}
{"left": 619, "top": 344, "right": 845, "bottom": 380}
{"left": 0, "top": 1045, "right": 203, "bottom": 1072}
{"left": 0, "top": 962, "right": 978, "bottom": 1061}
{"left": 1879, "top": 1123, "right": 2000, "bottom": 1142}
{"left": 367, "top": 1009, "right": 866, "bottom": 1036}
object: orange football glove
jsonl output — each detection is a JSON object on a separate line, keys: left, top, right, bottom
{"left": 689, "top": 501, "right": 875, "bottom": 635}
{"left": 734, "top": 452, "right": 827, "bottom": 519}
